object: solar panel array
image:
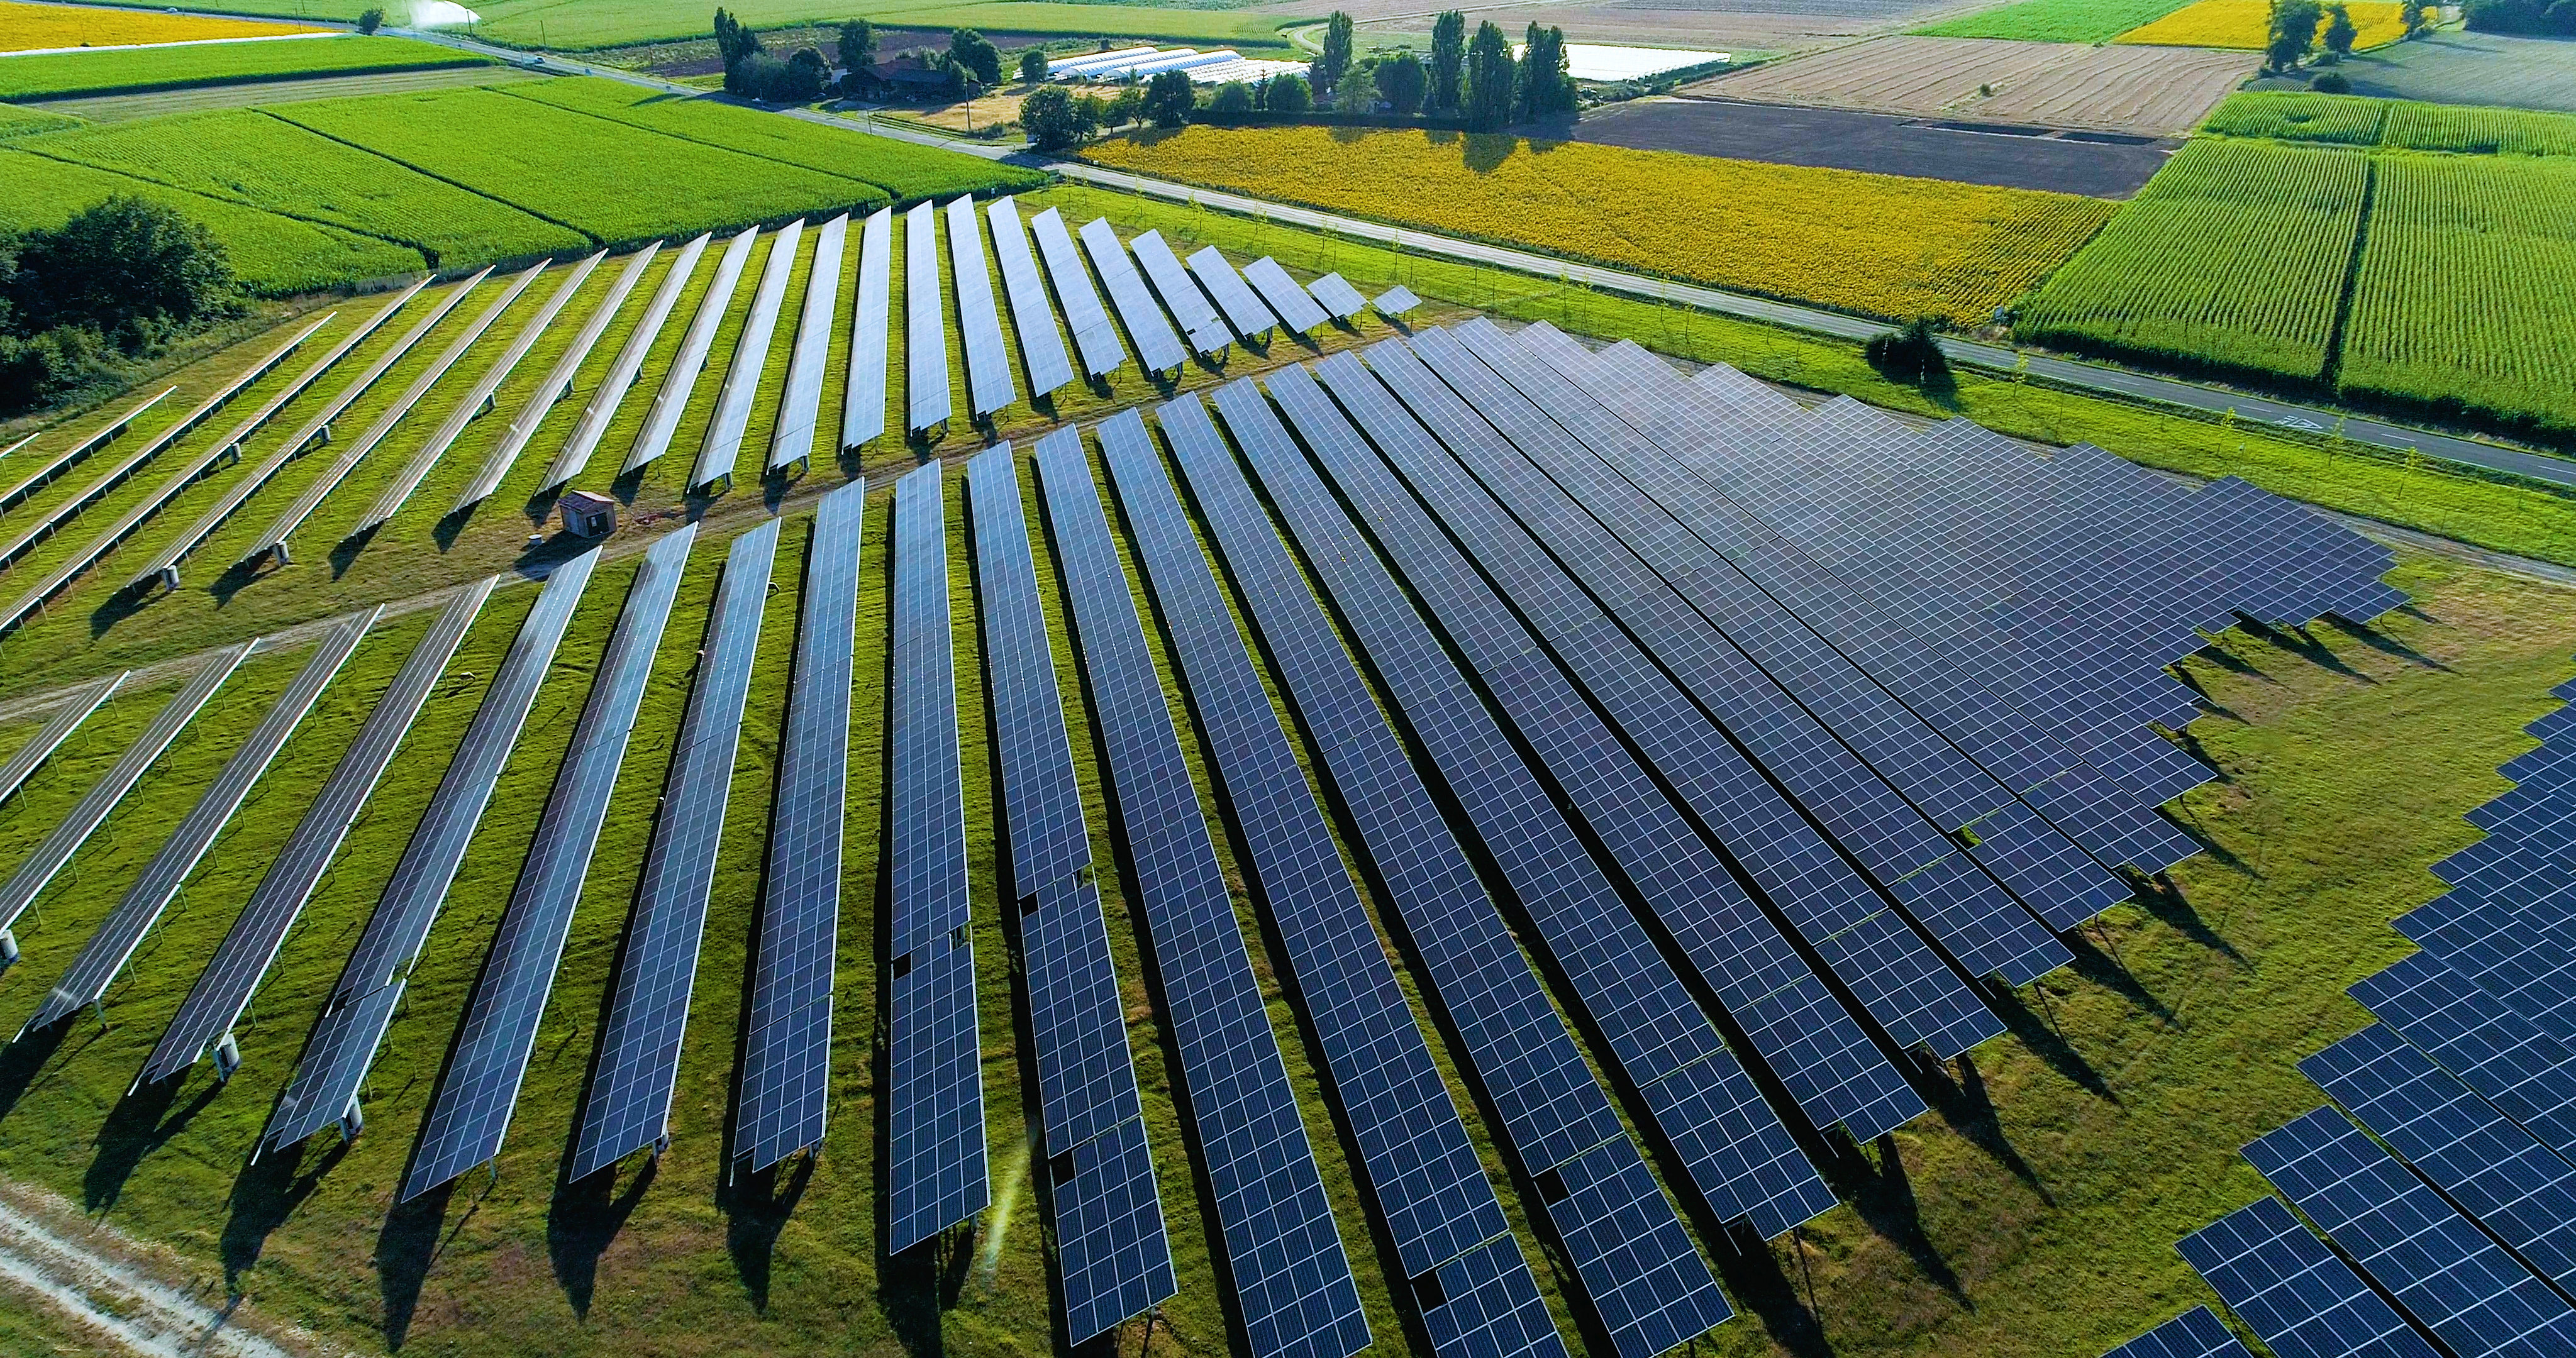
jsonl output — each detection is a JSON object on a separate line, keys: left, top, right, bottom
{"left": 404, "top": 527, "right": 694, "bottom": 1200}
{"left": 0, "top": 387, "right": 172, "bottom": 515}
{"left": 963, "top": 439, "right": 1175, "bottom": 1342}
{"left": 886, "top": 461, "right": 989, "bottom": 1251}
{"left": 946, "top": 196, "right": 1017, "bottom": 419}
{"left": 694, "top": 223, "right": 802, "bottom": 490}
{"left": 1030, "top": 206, "right": 1125, "bottom": 380}
{"left": 143, "top": 580, "right": 492, "bottom": 1087}
{"left": 18, "top": 609, "right": 372, "bottom": 1037}
{"left": 985, "top": 198, "right": 1075, "bottom": 397}
{"left": 736, "top": 480, "right": 864, "bottom": 1176}
{"left": 265, "top": 548, "right": 601, "bottom": 1151}
{"left": 1185, "top": 246, "right": 1278, "bottom": 343}
{"left": 907, "top": 203, "right": 953, "bottom": 434}
{"left": 841, "top": 207, "right": 895, "bottom": 453}
{"left": 1306, "top": 271, "right": 1368, "bottom": 321}
{"left": 1031, "top": 428, "right": 1372, "bottom": 1358}
{"left": 1128, "top": 230, "right": 1228, "bottom": 356}
{"left": 2102, "top": 1308, "right": 2255, "bottom": 1358}
{"left": 2177, "top": 1197, "right": 2438, "bottom": 1358}
{"left": 545, "top": 233, "right": 709, "bottom": 490}
{"left": 628, "top": 227, "right": 757, "bottom": 473}
{"left": 1077, "top": 218, "right": 1185, "bottom": 376}
{"left": 1241, "top": 257, "right": 1330, "bottom": 334}
{"left": 465, "top": 243, "right": 658, "bottom": 509}
{"left": 770, "top": 214, "right": 848, "bottom": 477}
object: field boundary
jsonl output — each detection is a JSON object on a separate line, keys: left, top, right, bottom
{"left": 6, "top": 51, "right": 486, "bottom": 106}
{"left": 252, "top": 103, "right": 606, "bottom": 245}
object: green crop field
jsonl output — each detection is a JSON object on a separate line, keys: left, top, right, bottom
{"left": 2201, "top": 90, "right": 2389, "bottom": 144}
{"left": 2015, "top": 140, "right": 2367, "bottom": 383}
{"left": 499, "top": 77, "right": 1048, "bottom": 202}
{"left": 0, "top": 146, "right": 421, "bottom": 293}
{"left": 2340, "top": 153, "right": 2576, "bottom": 439}
{"left": 0, "top": 99, "right": 75, "bottom": 136}
{"left": 2206, "top": 89, "right": 2576, "bottom": 153}
{"left": 1913, "top": 0, "right": 2196, "bottom": 43}
{"left": 0, "top": 34, "right": 485, "bottom": 102}
{"left": 12, "top": 108, "right": 588, "bottom": 267}
{"left": 270, "top": 85, "right": 892, "bottom": 245}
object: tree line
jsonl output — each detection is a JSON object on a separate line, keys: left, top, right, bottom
{"left": 1, "top": 198, "right": 240, "bottom": 417}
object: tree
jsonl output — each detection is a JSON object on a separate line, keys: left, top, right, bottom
{"left": 1269, "top": 71, "right": 1312, "bottom": 113}
{"left": 732, "top": 46, "right": 827, "bottom": 100}
{"left": 1019, "top": 46, "right": 1048, "bottom": 84}
{"left": 713, "top": 8, "right": 761, "bottom": 67}
{"left": 2265, "top": 0, "right": 2322, "bottom": 70}
{"left": 1021, "top": 83, "right": 1094, "bottom": 148}
{"left": 2322, "top": 3, "right": 2357, "bottom": 59}
{"left": 7, "top": 197, "right": 236, "bottom": 341}
{"left": 1863, "top": 317, "right": 1948, "bottom": 384}
{"left": 357, "top": 6, "right": 385, "bottom": 34}
{"left": 1516, "top": 23, "right": 1573, "bottom": 118}
{"left": 1377, "top": 50, "right": 1424, "bottom": 114}
{"left": 1464, "top": 19, "right": 1514, "bottom": 131}
{"left": 836, "top": 19, "right": 875, "bottom": 75}
{"left": 2403, "top": 1, "right": 2435, "bottom": 36}
{"left": 1314, "top": 11, "right": 1354, "bottom": 97}
{"left": 1143, "top": 69, "right": 1197, "bottom": 126}
{"left": 949, "top": 28, "right": 1002, "bottom": 84}
{"left": 1335, "top": 61, "right": 1377, "bottom": 113}
{"left": 1428, "top": 10, "right": 1465, "bottom": 112}
{"left": 1211, "top": 80, "right": 1255, "bottom": 113}
{"left": 1106, "top": 86, "right": 1145, "bottom": 126}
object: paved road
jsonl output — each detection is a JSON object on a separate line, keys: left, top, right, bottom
{"left": 404, "top": 29, "right": 2576, "bottom": 492}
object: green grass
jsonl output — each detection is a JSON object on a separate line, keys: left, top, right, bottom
{"left": 11, "top": 108, "right": 588, "bottom": 267}
{"left": 1911, "top": 0, "right": 2197, "bottom": 43}
{"left": 0, "top": 146, "right": 422, "bottom": 293}
{"left": 2205, "top": 89, "right": 2576, "bottom": 153}
{"left": 496, "top": 77, "right": 1048, "bottom": 202}
{"left": 0, "top": 35, "right": 485, "bottom": 102}
{"left": 0, "top": 101, "right": 78, "bottom": 137}
{"left": 2201, "top": 89, "right": 2390, "bottom": 143}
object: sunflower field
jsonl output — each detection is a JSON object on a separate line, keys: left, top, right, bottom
{"left": 1081, "top": 126, "right": 2116, "bottom": 325}
{"left": 2115, "top": 0, "right": 2408, "bottom": 49}
{"left": 0, "top": 0, "right": 322, "bottom": 53}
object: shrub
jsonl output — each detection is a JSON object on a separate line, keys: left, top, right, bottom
{"left": 1019, "top": 47, "right": 1048, "bottom": 85}
{"left": 357, "top": 6, "right": 385, "bottom": 35}
{"left": 2312, "top": 70, "right": 2352, "bottom": 91}
{"left": 1864, "top": 317, "right": 1950, "bottom": 382}
{"left": 1211, "top": 80, "right": 1254, "bottom": 114}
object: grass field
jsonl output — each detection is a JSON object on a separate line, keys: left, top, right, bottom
{"left": 29, "top": 62, "right": 541, "bottom": 121}
{"left": 498, "top": 77, "right": 1048, "bottom": 202}
{"left": 12, "top": 108, "right": 588, "bottom": 266}
{"left": 2299, "top": 30, "right": 2576, "bottom": 113}
{"left": 0, "top": 34, "right": 485, "bottom": 102}
{"left": 2204, "top": 89, "right": 2576, "bottom": 154}
{"left": 0, "top": 0, "right": 323, "bottom": 53}
{"left": 0, "top": 97, "right": 73, "bottom": 135}
{"left": 1913, "top": 0, "right": 2196, "bottom": 44}
{"left": 2115, "top": 0, "right": 2408, "bottom": 47}
{"left": 1082, "top": 126, "right": 2118, "bottom": 325}
{"left": 370, "top": 0, "right": 1298, "bottom": 50}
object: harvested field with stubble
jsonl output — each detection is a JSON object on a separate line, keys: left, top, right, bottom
{"left": 1694, "top": 35, "right": 2258, "bottom": 136}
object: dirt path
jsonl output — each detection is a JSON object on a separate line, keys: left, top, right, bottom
{"left": 0, "top": 1180, "right": 326, "bottom": 1357}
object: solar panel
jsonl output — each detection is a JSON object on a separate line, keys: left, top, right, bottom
{"left": 264, "top": 548, "right": 602, "bottom": 1151}
{"left": 770, "top": 213, "right": 848, "bottom": 476}
{"left": 840, "top": 207, "right": 894, "bottom": 453}
{"left": 692, "top": 221, "right": 804, "bottom": 490}
{"left": 0, "top": 643, "right": 247, "bottom": 944}
{"left": 0, "top": 385, "right": 172, "bottom": 514}
{"left": 946, "top": 196, "right": 1016, "bottom": 419}
{"left": 249, "top": 262, "right": 545, "bottom": 566}
{"left": 2302, "top": 1023, "right": 2576, "bottom": 1291}
{"left": 0, "top": 671, "right": 124, "bottom": 810}
{"left": 1373, "top": 285, "right": 1420, "bottom": 316}
{"left": 886, "top": 460, "right": 989, "bottom": 1250}
{"left": 2350, "top": 951, "right": 2576, "bottom": 1161}
{"left": 2103, "top": 1308, "right": 2257, "bottom": 1358}
{"left": 2243, "top": 1106, "right": 2576, "bottom": 1355}
{"left": 627, "top": 227, "right": 758, "bottom": 473}
{"left": 1304, "top": 271, "right": 1368, "bottom": 322}
{"left": 572, "top": 521, "right": 777, "bottom": 1180}
{"left": 1079, "top": 218, "right": 1186, "bottom": 375}
{"left": 1031, "top": 426, "right": 1369, "bottom": 1358}
{"left": 985, "top": 198, "right": 1075, "bottom": 397}
{"left": 2176, "top": 1196, "right": 2440, "bottom": 1358}
{"left": 1094, "top": 410, "right": 1557, "bottom": 1344}
{"left": 142, "top": 580, "right": 492, "bottom": 1088}
{"left": 1128, "top": 230, "right": 1228, "bottom": 356}
{"left": 544, "top": 233, "right": 710, "bottom": 490}
{"left": 1152, "top": 392, "right": 1728, "bottom": 1351}
{"left": 16, "top": 609, "right": 372, "bottom": 1038}
{"left": 402, "top": 526, "right": 695, "bottom": 1200}
{"left": 735, "top": 479, "right": 865, "bottom": 1176}
{"left": 464, "top": 243, "right": 659, "bottom": 509}
{"left": 360, "top": 252, "right": 605, "bottom": 534}
{"left": 907, "top": 202, "right": 953, "bottom": 433}
{"left": 1185, "top": 246, "right": 1279, "bottom": 342}
{"left": 1241, "top": 257, "right": 1329, "bottom": 334}
{"left": 1028, "top": 206, "right": 1126, "bottom": 380}
{"left": 135, "top": 273, "right": 473, "bottom": 590}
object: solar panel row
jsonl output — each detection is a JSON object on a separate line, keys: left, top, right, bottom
{"left": 1079, "top": 218, "right": 1185, "bottom": 375}
{"left": 0, "top": 386, "right": 173, "bottom": 515}
{"left": 360, "top": 251, "right": 605, "bottom": 534}
{"left": 628, "top": 227, "right": 758, "bottom": 474}
{"left": 573, "top": 519, "right": 777, "bottom": 1181}
{"left": 0, "top": 670, "right": 125, "bottom": 810}
{"left": 769, "top": 213, "right": 848, "bottom": 476}
{"left": 402, "top": 527, "right": 694, "bottom": 1200}
{"left": 18, "top": 608, "right": 374, "bottom": 1037}
{"left": 985, "top": 198, "right": 1075, "bottom": 398}
{"left": 1306, "top": 272, "right": 1368, "bottom": 321}
{"left": 2101, "top": 1307, "right": 2255, "bottom": 1358}
{"left": 947, "top": 196, "right": 1017, "bottom": 419}
{"left": 963, "top": 443, "right": 1174, "bottom": 1344}
{"left": 1171, "top": 387, "right": 1743, "bottom": 1356}
{"left": 544, "top": 233, "right": 711, "bottom": 490}
{"left": 465, "top": 243, "right": 659, "bottom": 509}
{"left": 1031, "top": 427, "right": 1370, "bottom": 1358}
{"left": 1241, "top": 257, "right": 1329, "bottom": 334}
{"left": 2351, "top": 951, "right": 2576, "bottom": 1162}
{"left": 1028, "top": 206, "right": 1125, "bottom": 381}
{"left": 735, "top": 479, "right": 864, "bottom": 1176}
{"left": 143, "top": 579, "right": 494, "bottom": 1088}
{"left": 265, "top": 547, "right": 602, "bottom": 1151}
{"left": 908, "top": 203, "right": 953, "bottom": 434}
{"left": 2177, "top": 1196, "right": 2440, "bottom": 1358}
{"left": 887, "top": 461, "right": 989, "bottom": 1252}
{"left": 841, "top": 207, "right": 895, "bottom": 453}
{"left": 1092, "top": 409, "right": 1562, "bottom": 1358}
{"left": 1129, "top": 231, "right": 1227, "bottom": 357}
{"left": 693, "top": 222, "right": 803, "bottom": 490}
{"left": 1185, "top": 246, "right": 1277, "bottom": 343}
